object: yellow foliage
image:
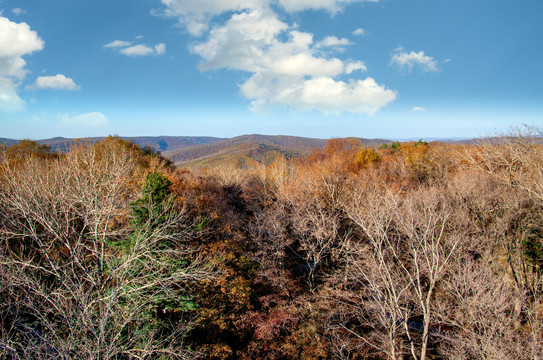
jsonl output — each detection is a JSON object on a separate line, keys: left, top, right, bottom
{"left": 354, "top": 147, "right": 381, "bottom": 168}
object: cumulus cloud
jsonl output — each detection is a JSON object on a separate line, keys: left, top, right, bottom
{"left": 390, "top": 47, "right": 439, "bottom": 73}
{"left": 61, "top": 112, "right": 109, "bottom": 128}
{"left": 241, "top": 75, "right": 395, "bottom": 114}
{"left": 160, "top": 0, "right": 394, "bottom": 115}
{"left": 412, "top": 106, "right": 426, "bottom": 112}
{"left": 27, "top": 74, "right": 80, "bottom": 90}
{"left": 190, "top": 10, "right": 394, "bottom": 114}
{"left": 105, "top": 40, "right": 167, "bottom": 56}
{"left": 0, "top": 17, "right": 44, "bottom": 59}
{"left": 0, "top": 16, "right": 44, "bottom": 111}
{"left": 190, "top": 9, "right": 289, "bottom": 72}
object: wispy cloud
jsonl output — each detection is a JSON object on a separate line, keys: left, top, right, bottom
{"left": 412, "top": 106, "right": 426, "bottom": 112}
{"left": 12, "top": 8, "right": 26, "bottom": 15}
{"left": 104, "top": 40, "right": 132, "bottom": 48}
{"left": 390, "top": 47, "right": 439, "bottom": 73}
{"left": 316, "top": 36, "right": 352, "bottom": 52}
{"left": 277, "top": 0, "right": 382, "bottom": 14}
{"left": 105, "top": 40, "right": 166, "bottom": 56}
{"left": 61, "top": 112, "right": 109, "bottom": 128}
{"left": 352, "top": 28, "right": 365, "bottom": 36}
{"left": 120, "top": 43, "right": 166, "bottom": 56}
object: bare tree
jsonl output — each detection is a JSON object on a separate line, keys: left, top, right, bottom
{"left": 336, "top": 182, "right": 461, "bottom": 359}
{"left": 0, "top": 142, "right": 214, "bottom": 359}
{"left": 467, "top": 125, "right": 543, "bottom": 203}
{"left": 437, "top": 256, "right": 542, "bottom": 360}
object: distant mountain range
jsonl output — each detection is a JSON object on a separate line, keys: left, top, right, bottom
{"left": 1, "top": 136, "right": 224, "bottom": 153}
{"left": 0, "top": 134, "right": 478, "bottom": 168}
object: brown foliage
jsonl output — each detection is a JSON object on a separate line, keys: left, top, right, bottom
{"left": 2, "top": 132, "right": 543, "bottom": 359}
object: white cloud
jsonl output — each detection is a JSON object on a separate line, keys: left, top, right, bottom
{"left": 154, "top": 43, "right": 166, "bottom": 55}
{"left": 241, "top": 75, "right": 395, "bottom": 114}
{"left": 106, "top": 40, "right": 167, "bottom": 56}
{"left": 159, "top": 0, "right": 394, "bottom": 115}
{"left": 191, "top": 9, "right": 394, "bottom": 114}
{"left": 157, "top": 0, "right": 380, "bottom": 35}
{"left": 317, "top": 36, "right": 352, "bottom": 47}
{"left": 0, "top": 17, "right": 44, "bottom": 58}
{"left": 12, "top": 8, "right": 26, "bottom": 15}
{"left": 120, "top": 44, "right": 155, "bottom": 56}
{"left": 61, "top": 112, "right": 109, "bottom": 128}
{"left": 27, "top": 74, "right": 80, "bottom": 90}
{"left": 316, "top": 36, "right": 352, "bottom": 51}
{"left": 190, "top": 9, "right": 289, "bottom": 72}
{"left": 104, "top": 40, "right": 132, "bottom": 48}
{"left": 345, "top": 60, "right": 367, "bottom": 74}
{"left": 155, "top": 0, "right": 268, "bottom": 36}
{"left": 412, "top": 106, "right": 426, "bottom": 112}
{"left": 352, "top": 28, "right": 365, "bottom": 36}
{"left": 390, "top": 47, "right": 439, "bottom": 73}
{"left": 272, "top": 53, "right": 344, "bottom": 76}
{"left": 0, "top": 16, "right": 44, "bottom": 112}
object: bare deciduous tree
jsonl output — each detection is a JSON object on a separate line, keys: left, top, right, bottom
{"left": 333, "top": 182, "right": 460, "bottom": 359}
{"left": 0, "top": 142, "right": 214, "bottom": 359}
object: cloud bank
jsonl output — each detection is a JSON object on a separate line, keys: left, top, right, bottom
{"left": 159, "top": 0, "right": 395, "bottom": 115}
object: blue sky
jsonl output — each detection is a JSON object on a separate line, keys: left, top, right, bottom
{"left": 0, "top": 0, "right": 542, "bottom": 140}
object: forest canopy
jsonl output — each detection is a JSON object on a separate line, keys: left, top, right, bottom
{"left": 1, "top": 129, "right": 542, "bottom": 359}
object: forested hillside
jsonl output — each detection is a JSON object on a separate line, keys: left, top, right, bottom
{"left": 162, "top": 134, "right": 392, "bottom": 168}
{"left": 1, "top": 129, "right": 542, "bottom": 359}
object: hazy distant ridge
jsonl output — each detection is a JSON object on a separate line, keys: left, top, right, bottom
{"left": 0, "top": 136, "right": 225, "bottom": 153}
